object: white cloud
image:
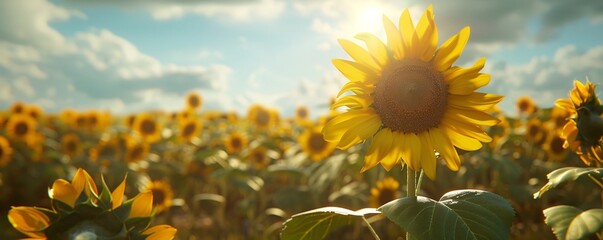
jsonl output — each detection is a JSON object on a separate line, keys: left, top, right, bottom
{"left": 486, "top": 44, "right": 603, "bottom": 115}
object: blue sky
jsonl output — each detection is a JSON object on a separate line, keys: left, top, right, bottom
{"left": 1, "top": 0, "right": 602, "bottom": 117}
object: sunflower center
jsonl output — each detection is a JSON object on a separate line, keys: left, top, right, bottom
{"left": 188, "top": 95, "right": 200, "bottom": 108}
{"left": 528, "top": 125, "right": 540, "bottom": 138}
{"left": 15, "top": 122, "right": 29, "bottom": 136}
{"left": 140, "top": 120, "right": 156, "bottom": 134}
{"left": 377, "top": 188, "right": 396, "bottom": 206}
{"left": 65, "top": 140, "right": 77, "bottom": 153}
{"left": 152, "top": 189, "right": 166, "bottom": 206}
{"left": 297, "top": 108, "right": 308, "bottom": 119}
{"left": 308, "top": 133, "right": 327, "bottom": 152}
{"left": 255, "top": 110, "right": 270, "bottom": 126}
{"left": 373, "top": 59, "right": 447, "bottom": 133}
{"left": 182, "top": 123, "right": 196, "bottom": 137}
{"left": 550, "top": 136, "right": 566, "bottom": 154}
{"left": 130, "top": 145, "right": 144, "bottom": 160}
{"left": 230, "top": 137, "right": 242, "bottom": 149}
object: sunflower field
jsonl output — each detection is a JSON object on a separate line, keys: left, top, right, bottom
{"left": 3, "top": 5, "right": 603, "bottom": 240}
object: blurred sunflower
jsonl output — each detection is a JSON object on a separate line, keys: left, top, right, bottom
{"left": 224, "top": 131, "right": 248, "bottom": 154}
{"left": 61, "top": 133, "right": 82, "bottom": 158}
{"left": 525, "top": 118, "right": 546, "bottom": 145}
{"left": 0, "top": 136, "right": 13, "bottom": 166}
{"left": 74, "top": 113, "right": 88, "bottom": 129}
{"left": 550, "top": 106, "right": 570, "bottom": 130}
{"left": 27, "top": 104, "right": 44, "bottom": 120}
{"left": 186, "top": 160, "right": 213, "bottom": 180}
{"left": 294, "top": 105, "right": 310, "bottom": 124}
{"left": 124, "top": 114, "right": 136, "bottom": 129}
{"left": 557, "top": 80, "right": 603, "bottom": 165}
{"left": 59, "top": 108, "right": 78, "bottom": 126}
{"left": 544, "top": 133, "right": 568, "bottom": 162}
{"left": 5, "top": 114, "right": 37, "bottom": 142}
{"left": 248, "top": 105, "right": 277, "bottom": 129}
{"left": 186, "top": 91, "right": 203, "bottom": 110}
{"left": 144, "top": 180, "right": 174, "bottom": 214}
{"left": 133, "top": 113, "right": 162, "bottom": 144}
{"left": 178, "top": 117, "right": 202, "bottom": 142}
{"left": 248, "top": 146, "right": 270, "bottom": 170}
{"left": 323, "top": 5, "right": 501, "bottom": 179}
{"left": 298, "top": 125, "right": 337, "bottom": 161}
{"left": 125, "top": 138, "right": 150, "bottom": 163}
{"left": 9, "top": 101, "right": 26, "bottom": 115}
{"left": 516, "top": 96, "right": 537, "bottom": 114}
{"left": 369, "top": 177, "right": 401, "bottom": 208}
{"left": 90, "top": 136, "right": 122, "bottom": 163}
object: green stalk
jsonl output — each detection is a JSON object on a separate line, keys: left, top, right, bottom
{"left": 406, "top": 167, "right": 416, "bottom": 240}
{"left": 363, "top": 216, "right": 381, "bottom": 240}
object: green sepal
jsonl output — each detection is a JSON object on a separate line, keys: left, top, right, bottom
{"left": 95, "top": 175, "right": 114, "bottom": 210}
{"left": 125, "top": 216, "right": 153, "bottom": 233}
{"left": 51, "top": 198, "right": 74, "bottom": 215}
{"left": 113, "top": 198, "right": 135, "bottom": 221}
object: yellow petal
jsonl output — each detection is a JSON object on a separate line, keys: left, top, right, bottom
{"left": 362, "top": 129, "right": 391, "bottom": 172}
{"left": 323, "top": 110, "right": 374, "bottom": 142}
{"left": 402, "top": 133, "right": 422, "bottom": 171}
{"left": 381, "top": 132, "right": 404, "bottom": 171}
{"left": 337, "top": 114, "right": 381, "bottom": 149}
{"left": 355, "top": 33, "right": 389, "bottom": 67}
{"left": 398, "top": 9, "right": 414, "bottom": 52}
{"left": 143, "top": 225, "right": 177, "bottom": 240}
{"left": 434, "top": 26, "right": 470, "bottom": 72}
{"left": 428, "top": 127, "right": 461, "bottom": 171}
{"left": 8, "top": 207, "right": 49, "bottom": 237}
{"left": 418, "top": 132, "right": 437, "bottom": 180}
{"left": 130, "top": 191, "right": 153, "bottom": 218}
{"left": 445, "top": 107, "right": 500, "bottom": 126}
{"left": 414, "top": 5, "right": 438, "bottom": 61}
{"left": 338, "top": 39, "right": 380, "bottom": 71}
{"left": 448, "top": 93, "right": 504, "bottom": 111}
{"left": 336, "top": 82, "right": 374, "bottom": 97}
{"left": 111, "top": 176, "right": 127, "bottom": 209}
{"left": 443, "top": 57, "right": 486, "bottom": 83}
{"left": 331, "top": 95, "right": 373, "bottom": 110}
{"left": 383, "top": 14, "right": 404, "bottom": 60}
{"left": 72, "top": 168, "right": 98, "bottom": 198}
{"left": 442, "top": 117, "right": 492, "bottom": 143}
{"left": 49, "top": 179, "right": 78, "bottom": 207}
{"left": 448, "top": 74, "right": 491, "bottom": 95}
{"left": 554, "top": 98, "right": 574, "bottom": 110}
{"left": 332, "top": 59, "right": 378, "bottom": 84}
{"left": 442, "top": 124, "right": 483, "bottom": 151}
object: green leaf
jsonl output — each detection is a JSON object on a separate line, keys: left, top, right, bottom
{"left": 534, "top": 167, "right": 603, "bottom": 199}
{"left": 96, "top": 176, "right": 114, "bottom": 210}
{"left": 280, "top": 207, "right": 380, "bottom": 240}
{"left": 544, "top": 206, "right": 603, "bottom": 240}
{"left": 379, "top": 189, "right": 514, "bottom": 240}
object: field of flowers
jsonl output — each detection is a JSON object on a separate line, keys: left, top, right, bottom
{"left": 2, "top": 5, "right": 603, "bottom": 240}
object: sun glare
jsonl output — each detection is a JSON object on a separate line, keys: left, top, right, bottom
{"left": 357, "top": 6, "right": 382, "bottom": 33}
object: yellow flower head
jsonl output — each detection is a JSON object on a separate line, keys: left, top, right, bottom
{"left": 224, "top": 131, "right": 248, "bottom": 154}
{"left": 516, "top": 96, "right": 537, "bottom": 114}
{"left": 6, "top": 114, "right": 38, "bottom": 142}
{"left": 9, "top": 101, "right": 26, "bottom": 115}
{"left": 8, "top": 206, "right": 49, "bottom": 238}
{"left": 144, "top": 180, "right": 174, "bottom": 214}
{"left": 298, "top": 125, "right": 337, "bottom": 161}
{"left": 133, "top": 113, "right": 162, "bottom": 144}
{"left": 125, "top": 137, "right": 150, "bottom": 163}
{"left": 185, "top": 91, "right": 203, "bottom": 110}
{"left": 248, "top": 146, "right": 271, "bottom": 170}
{"left": 248, "top": 104, "right": 278, "bottom": 129}
{"left": 369, "top": 177, "right": 401, "bottom": 208}
{"left": 61, "top": 133, "right": 82, "bottom": 158}
{"left": 323, "top": 5, "right": 502, "bottom": 179}
{"left": 27, "top": 104, "right": 44, "bottom": 121}
{"left": 557, "top": 80, "right": 603, "bottom": 165}
{"left": 178, "top": 117, "right": 202, "bottom": 142}
{"left": 0, "top": 136, "right": 13, "bottom": 166}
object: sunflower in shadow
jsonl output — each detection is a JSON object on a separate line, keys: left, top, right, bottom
{"left": 298, "top": 125, "right": 337, "bottom": 161}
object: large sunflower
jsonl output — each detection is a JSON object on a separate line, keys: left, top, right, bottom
{"left": 556, "top": 80, "right": 603, "bottom": 165}
{"left": 323, "top": 5, "right": 502, "bottom": 179}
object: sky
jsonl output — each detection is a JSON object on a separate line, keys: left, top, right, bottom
{"left": 1, "top": 0, "right": 602, "bottom": 118}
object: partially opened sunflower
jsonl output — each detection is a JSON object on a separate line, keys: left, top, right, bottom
{"left": 323, "top": 5, "right": 502, "bottom": 179}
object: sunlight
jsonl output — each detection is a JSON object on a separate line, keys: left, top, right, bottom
{"left": 355, "top": 6, "right": 383, "bottom": 34}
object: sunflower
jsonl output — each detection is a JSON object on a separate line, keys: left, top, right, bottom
{"left": 0, "top": 136, "right": 13, "bottom": 166}
{"left": 9, "top": 101, "right": 26, "bottom": 115}
{"left": 61, "top": 133, "right": 82, "bottom": 158}
{"left": 26, "top": 104, "right": 44, "bottom": 120}
{"left": 322, "top": 6, "right": 501, "bottom": 179}
{"left": 248, "top": 104, "right": 277, "bottom": 129}
{"left": 516, "top": 96, "right": 537, "bottom": 114}
{"left": 248, "top": 146, "right": 271, "bottom": 170}
{"left": 525, "top": 118, "right": 546, "bottom": 145}
{"left": 60, "top": 108, "right": 78, "bottom": 127}
{"left": 557, "top": 80, "right": 603, "bottom": 165}
{"left": 89, "top": 136, "right": 122, "bottom": 163}
{"left": 544, "top": 132, "right": 569, "bottom": 162}
{"left": 550, "top": 106, "right": 570, "bottom": 130}
{"left": 295, "top": 105, "right": 310, "bottom": 124}
{"left": 224, "top": 131, "right": 248, "bottom": 154}
{"left": 178, "top": 117, "right": 202, "bottom": 142}
{"left": 125, "top": 137, "right": 150, "bottom": 163}
{"left": 7, "top": 206, "right": 49, "bottom": 238}
{"left": 133, "top": 113, "right": 162, "bottom": 144}
{"left": 144, "top": 180, "right": 174, "bottom": 214}
{"left": 298, "top": 125, "right": 337, "bottom": 161}
{"left": 369, "top": 177, "right": 401, "bottom": 208}
{"left": 5, "top": 114, "right": 37, "bottom": 142}
{"left": 185, "top": 91, "right": 203, "bottom": 110}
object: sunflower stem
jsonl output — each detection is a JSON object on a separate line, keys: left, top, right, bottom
{"left": 406, "top": 167, "right": 416, "bottom": 240}
{"left": 363, "top": 216, "right": 381, "bottom": 240}
{"left": 415, "top": 170, "right": 424, "bottom": 196}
